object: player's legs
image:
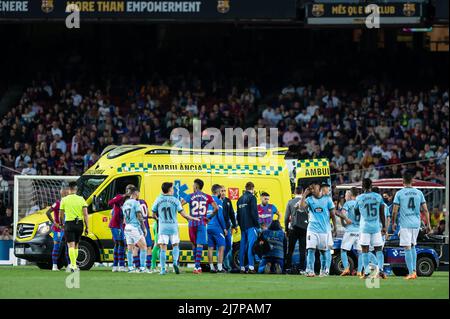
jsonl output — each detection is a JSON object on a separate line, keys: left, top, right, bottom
{"left": 239, "top": 229, "right": 248, "bottom": 272}
{"left": 65, "top": 221, "right": 83, "bottom": 271}
{"left": 285, "top": 228, "right": 298, "bottom": 271}
{"left": 125, "top": 225, "right": 139, "bottom": 271}
{"left": 126, "top": 243, "right": 135, "bottom": 271}
{"left": 306, "top": 249, "right": 316, "bottom": 276}
{"left": 216, "top": 233, "right": 226, "bottom": 272}
{"left": 194, "top": 225, "right": 207, "bottom": 271}
{"left": 51, "top": 231, "right": 63, "bottom": 270}
{"left": 151, "top": 224, "right": 160, "bottom": 270}
{"left": 246, "top": 227, "right": 258, "bottom": 272}
{"left": 159, "top": 243, "right": 168, "bottom": 274}
{"left": 359, "top": 232, "right": 372, "bottom": 277}
{"left": 207, "top": 229, "right": 216, "bottom": 271}
{"left": 400, "top": 228, "right": 417, "bottom": 278}
{"left": 169, "top": 233, "right": 181, "bottom": 274}
{"left": 319, "top": 250, "right": 326, "bottom": 273}
{"left": 340, "top": 232, "right": 355, "bottom": 274}
{"left": 111, "top": 228, "right": 119, "bottom": 269}
{"left": 145, "top": 226, "right": 152, "bottom": 269}
{"left": 306, "top": 231, "right": 319, "bottom": 275}
{"left": 158, "top": 234, "right": 169, "bottom": 274}
{"left": 136, "top": 236, "right": 148, "bottom": 271}
{"left": 223, "top": 229, "right": 232, "bottom": 270}
{"left": 325, "top": 232, "right": 333, "bottom": 273}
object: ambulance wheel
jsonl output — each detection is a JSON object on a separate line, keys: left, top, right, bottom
{"left": 416, "top": 256, "right": 435, "bottom": 277}
{"left": 331, "top": 253, "right": 355, "bottom": 275}
{"left": 77, "top": 240, "right": 96, "bottom": 270}
{"left": 232, "top": 242, "right": 240, "bottom": 268}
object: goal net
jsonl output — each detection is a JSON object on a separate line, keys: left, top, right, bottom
{"left": 13, "top": 175, "right": 79, "bottom": 241}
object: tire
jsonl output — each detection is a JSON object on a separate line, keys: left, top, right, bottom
{"left": 331, "top": 252, "right": 355, "bottom": 275}
{"left": 416, "top": 256, "right": 435, "bottom": 277}
{"left": 36, "top": 262, "right": 52, "bottom": 270}
{"left": 392, "top": 267, "right": 408, "bottom": 277}
{"left": 77, "top": 240, "right": 96, "bottom": 270}
{"left": 232, "top": 242, "right": 240, "bottom": 269}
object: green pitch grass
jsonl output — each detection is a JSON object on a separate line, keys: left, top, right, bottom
{"left": 0, "top": 266, "right": 448, "bottom": 299}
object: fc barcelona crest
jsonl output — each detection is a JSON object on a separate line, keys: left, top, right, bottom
{"left": 403, "top": 3, "right": 416, "bottom": 17}
{"left": 217, "top": 0, "right": 230, "bottom": 14}
{"left": 311, "top": 4, "right": 325, "bottom": 17}
{"left": 41, "top": 0, "right": 54, "bottom": 13}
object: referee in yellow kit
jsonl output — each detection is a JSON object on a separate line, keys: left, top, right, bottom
{"left": 60, "top": 181, "right": 89, "bottom": 272}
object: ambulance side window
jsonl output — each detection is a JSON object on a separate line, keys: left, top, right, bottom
{"left": 93, "top": 175, "right": 141, "bottom": 212}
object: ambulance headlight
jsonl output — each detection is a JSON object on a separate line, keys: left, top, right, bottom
{"left": 37, "top": 222, "right": 51, "bottom": 235}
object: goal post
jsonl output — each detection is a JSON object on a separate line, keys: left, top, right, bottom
{"left": 13, "top": 175, "right": 79, "bottom": 242}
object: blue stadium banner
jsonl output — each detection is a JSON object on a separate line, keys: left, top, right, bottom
{"left": 305, "top": 1, "right": 426, "bottom": 26}
{"left": 0, "top": 0, "right": 297, "bottom": 20}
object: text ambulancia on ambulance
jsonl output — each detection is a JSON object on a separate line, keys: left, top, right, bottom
{"left": 14, "top": 145, "right": 330, "bottom": 270}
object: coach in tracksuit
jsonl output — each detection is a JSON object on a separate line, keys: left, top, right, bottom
{"left": 236, "top": 182, "right": 259, "bottom": 274}
{"left": 220, "top": 185, "right": 238, "bottom": 271}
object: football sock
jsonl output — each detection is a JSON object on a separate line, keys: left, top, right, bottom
{"left": 319, "top": 251, "right": 326, "bottom": 270}
{"left": 411, "top": 246, "right": 417, "bottom": 272}
{"left": 133, "top": 254, "right": 140, "bottom": 268}
{"left": 357, "top": 252, "right": 363, "bottom": 273}
{"left": 146, "top": 254, "right": 152, "bottom": 268}
{"left": 52, "top": 242, "right": 60, "bottom": 265}
{"left": 369, "top": 252, "right": 377, "bottom": 265}
{"left": 362, "top": 252, "right": 370, "bottom": 274}
{"left": 376, "top": 250, "right": 384, "bottom": 271}
{"left": 325, "top": 250, "right": 332, "bottom": 271}
{"left": 341, "top": 250, "right": 349, "bottom": 269}
{"left": 139, "top": 249, "right": 147, "bottom": 269}
{"left": 172, "top": 245, "right": 180, "bottom": 266}
{"left": 307, "top": 249, "right": 315, "bottom": 272}
{"left": 195, "top": 246, "right": 203, "bottom": 268}
{"left": 118, "top": 243, "right": 125, "bottom": 267}
{"left": 160, "top": 249, "right": 167, "bottom": 271}
{"left": 112, "top": 244, "right": 118, "bottom": 267}
{"left": 68, "top": 247, "right": 76, "bottom": 267}
{"left": 404, "top": 248, "right": 413, "bottom": 275}
{"left": 127, "top": 249, "right": 134, "bottom": 269}
{"left": 151, "top": 245, "right": 160, "bottom": 269}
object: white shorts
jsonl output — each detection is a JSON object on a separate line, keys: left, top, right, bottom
{"left": 399, "top": 228, "right": 419, "bottom": 247}
{"left": 124, "top": 224, "right": 144, "bottom": 245}
{"left": 158, "top": 233, "right": 180, "bottom": 245}
{"left": 360, "top": 232, "right": 383, "bottom": 247}
{"left": 341, "top": 232, "right": 360, "bottom": 251}
{"left": 307, "top": 231, "right": 332, "bottom": 251}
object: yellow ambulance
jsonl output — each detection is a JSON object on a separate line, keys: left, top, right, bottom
{"left": 14, "top": 145, "right": 330, "bottom": 270}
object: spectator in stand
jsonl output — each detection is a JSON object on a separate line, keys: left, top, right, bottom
{"left": 21, "top": 161, "right": 37, "bottom": 175}
{"left": 0, "top": 207, "right": 13, "bottom": 227}
{"left": 0, "top": 227, "right": 13, "bottom": 240}
{"left": 0, "top": 78, "right": 447, "bottom": 193}
{"left": 282, "top": 125, "right": 301, "bottom": 146}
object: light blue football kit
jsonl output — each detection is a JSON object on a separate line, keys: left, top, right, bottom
{"left": 151, "top": 194, "right": 184, "bottom": 273}
{"left": 393, "top": 187, "right": 426, "bottom": 275}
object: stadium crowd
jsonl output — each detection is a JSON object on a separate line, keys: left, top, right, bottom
{"left": 0, "top": 78, "right": 448, "bottom": 186}
{"left": 0, "top": 77, "right": 447, "bottom": 238}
